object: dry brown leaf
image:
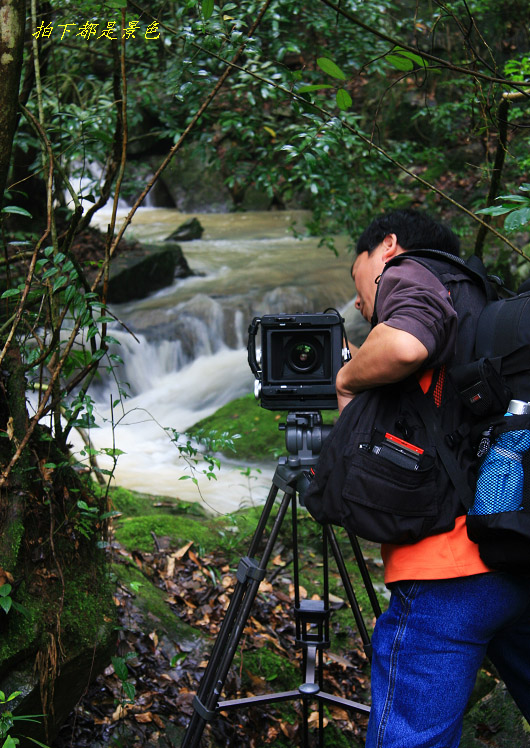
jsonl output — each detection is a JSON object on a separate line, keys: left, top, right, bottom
{"left": 0, "top": 569, "right": 14, "bottom": 586}
{"left": 166, "top": 556, "right": 176, "bottom": 578}
{"left": 307, "top": 711, "right": 328, "bottom": 728}
{"left": 134, "top": 712, "right": 153, "bottom": 723}
{"left": 174, "top": 540, "right": 194, "bottom": 561}
{"left": 289, "top": 583, "right": 307, "bottom": 599}
{"left": 280, "top": 720, "right": 297, "bottom": 738}
{"left": 188, "top": 550, "right": 201, "bottom": 566}
{"left": 326, "top": 652, "right": 355, "bottom": 668}
{"left": 329, "top": 706, "right": 351, "bottom": 720}
{"left": 112, "top": 704, "right": 131, "bottom": 721}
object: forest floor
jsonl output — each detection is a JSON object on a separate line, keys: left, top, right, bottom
{"left": 51, "top": 490, "right": 379, "bottom": 748}
{"left": 48, "top": 483, "right": 530, "bottom": 748}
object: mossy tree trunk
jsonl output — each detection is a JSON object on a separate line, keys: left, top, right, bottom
{"left": 0, "top": 0, "right": 26, "bottom": 202}
{"left": 0, "top": 0, "right": 28, "bottom": 574}
{"left": 0, "top": 347, "right": 32, "bottom": 572}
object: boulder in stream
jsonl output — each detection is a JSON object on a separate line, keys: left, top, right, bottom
{"left": 103, "top": 242, "right": 193, "bottom": 304}
{"left": 164, "top": 217, "right": 204, "bottom": 242}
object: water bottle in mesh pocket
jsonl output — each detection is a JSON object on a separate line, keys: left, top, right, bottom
{"left": 470, "top": 401, "right": 530, "bottom": 515}
{"left": 467, "top": 401, "right": 530, "bottom": 572}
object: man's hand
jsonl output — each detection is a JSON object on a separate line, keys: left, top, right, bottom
{"left": 335, "top": 323, "right": 429, "bottom": 412}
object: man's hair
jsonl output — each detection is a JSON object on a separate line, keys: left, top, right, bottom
{"left": 356, "top": 208, "right": 460, "bottom": 256}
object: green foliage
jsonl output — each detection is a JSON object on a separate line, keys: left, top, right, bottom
{"left": 0, "top": 585, "right": 30, "bottom": 619}
{"left": 477, "top": 184, "right": 530, "bottom": 232}
{"left": 111, "top": 653, "right": 136, "bottom": 704}
{"left": 0, "top": 690, "right": 48, "bottom": 748}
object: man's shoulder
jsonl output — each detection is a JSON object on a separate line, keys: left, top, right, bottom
{"left": 380, "top": 256, "right": 451, "bottom": 294}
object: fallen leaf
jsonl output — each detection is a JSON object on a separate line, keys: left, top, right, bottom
{"left": 308, "top": 711, "right": 328, "bottom": 727}
{"left": 174, "top": 541, "right": 194, "bottom": 561}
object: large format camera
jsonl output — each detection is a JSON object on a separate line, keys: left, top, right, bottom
{"left": 247, "top": 311, "right": 349, "bottom": 411}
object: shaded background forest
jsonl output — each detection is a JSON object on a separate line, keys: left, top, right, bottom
{"left": 0, "top": 0, "right": 530, "bottom": 746}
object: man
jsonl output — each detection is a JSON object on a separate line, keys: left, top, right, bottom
{"left": 337, "top": 209, "right": 530, "bottom": 748}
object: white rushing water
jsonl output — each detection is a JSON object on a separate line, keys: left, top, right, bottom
{"left": 66, "top": 208, "right": 365, "bottom": 513}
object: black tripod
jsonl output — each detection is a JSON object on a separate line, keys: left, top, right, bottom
{"left": 181, "top": 412, "right": 382, "bottom": 748}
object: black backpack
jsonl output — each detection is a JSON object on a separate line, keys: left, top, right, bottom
{"left": 304, "top": 249, "right": 530, "bottom": 572}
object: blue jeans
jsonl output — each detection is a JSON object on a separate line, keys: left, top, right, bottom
{"left": 366, "top": 572, "right": 530, "bottom": 748}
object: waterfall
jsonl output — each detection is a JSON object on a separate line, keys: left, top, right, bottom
{"left": 75, "top": 208, "right": 361, "bottom": 511}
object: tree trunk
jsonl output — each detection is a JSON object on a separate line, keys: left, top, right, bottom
{"left": 0, "top": 0, "right": 26, "bottom": 201}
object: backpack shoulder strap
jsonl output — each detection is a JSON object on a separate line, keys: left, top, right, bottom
{"left": 372, "top": 248, "right": 496, "bottom": 327}
{"left": 383, "top": 248, "right": 500, "bottom": 301}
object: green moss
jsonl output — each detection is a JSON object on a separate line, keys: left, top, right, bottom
{"left": 0, "top": 517, "right": 25, "bottom": 571}
{"left": 61, "top": 564, "right": 116, "bottom": 648}
{"left": 114, "top": 514, "right": 224, "bottom": 553}
{"left": 100, "top": 484, "right": 207, "bottom": 519}
{"left": 236, "top": 648, "right": 299, "bottom": 690}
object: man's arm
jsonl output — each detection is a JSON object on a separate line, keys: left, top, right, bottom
{"left": 335, "top": 322, "right": 429, "bottom": 413}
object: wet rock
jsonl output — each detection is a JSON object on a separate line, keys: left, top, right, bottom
{"left": 164, "top": 217, "right": 204, "bottom": 242}
{"left": 103, "top": 243, "right": 193, "bottom": 304}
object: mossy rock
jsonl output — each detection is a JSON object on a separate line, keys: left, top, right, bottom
{"left": 113, "top": 560, "right": 198, "bottom": 644}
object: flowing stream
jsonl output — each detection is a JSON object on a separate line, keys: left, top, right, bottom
{"left": 75, "top": 208, "right": 363, "bottom": 513}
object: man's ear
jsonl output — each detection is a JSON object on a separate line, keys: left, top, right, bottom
{"left": 381, "top": 233, "right": 401, "bottom": 262}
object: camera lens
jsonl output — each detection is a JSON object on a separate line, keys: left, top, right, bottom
{"left": 288, "top": 341, "right": 318, "bottom": 373}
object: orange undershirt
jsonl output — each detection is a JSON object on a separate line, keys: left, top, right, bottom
{"left": 382, "top": 515, "right": 491, "bottom": 584}
{"left": 381, "top": 370, "right": 492, "bottom": 585}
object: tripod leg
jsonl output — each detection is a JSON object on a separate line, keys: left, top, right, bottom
{"left": 326, "top": 525, "right": 380, "bottom": 659}
{"left": 181, "top": 481, "right": 295, "bottom": 748}
{"left": 347, "top": 531, "right": 382, "bottom": 619}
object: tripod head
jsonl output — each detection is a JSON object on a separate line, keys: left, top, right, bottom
{"left": 278, "top": 410, "right": 333, "bottom": 504}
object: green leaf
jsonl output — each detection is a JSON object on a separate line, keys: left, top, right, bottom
{"left": 504, "top": 207, "right": 530, "bottom": 231}
{"left": 0, "top": 585, "right": 12, "bottom": 597}
{"left": 0, "top": 597, "right": 12, "bottom": 614}
{"left": 0, "top": 289, "right": 21, "bottom": 299}
{"left": 386, "top": 52, "right": 414, "bottom": 71}
{"left": 476, "top": 205, "right": 513, "bottom": 216}
{"left": 123, "top": 681, "right": 136, "bottom": 701}
{"left": 52, "top": 275, "right": 68, "bottom": 293}
{"left": 297, "top": 84, "right": 333, "bottom": 93}
{"left": 317, "top": 57, "right": 346, "bottom": 80}
{"left": 26, "top": 737, "right": 51, "bottom": 747}
{"left": 497, "top": 193, "right": 529, "bottom": 203}
{"left": 64, "top": 285, "right": 77, "bottom": 304}
{"left": 111, "top": 656, "right": 129, "bottom": 681}
{"left": 10, "top": 601, "right": 31, "bottom": 618}
{"left": 336, "top": 88, "right": 352, "bottom": 110}
{"left": 202, "top": 0, "right": 214, "bottom": 19}
{"left": 2, "top": 736, "right": 19, "bottom": 747}
{"left": 386, "top": 47, "right": 426, "bottom": 71}
{"left": 1, "top": 206, "right": 32, "bottom": 218}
